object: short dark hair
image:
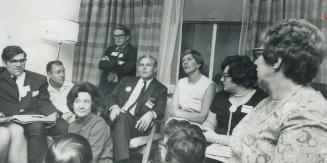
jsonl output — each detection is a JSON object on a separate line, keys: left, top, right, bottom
{"left": 43, "top": 133, "right": 93, "bottom": 163}
{"left": 261, "top": 18, "right": 327, "bottom": 85}
{"left": 181, "top": 49, "right": 204, "bottom": 69}
{"left": 114, "top": 25, "right": 130, "bottom": 36}
{"left": 66, "top": 82, "right": 101, "bottom": 114}
{"left": 221, "top": 55, "right": 257, "bottom": 88}
{"left": 164, "top": 119, "right": 206, "bottom": 163}
{"left": 2, "top": 45, "right": 27, "bottom": 61}
{"left": 46, "top": 60, "right": 64, "bottom": 73}
{"left": 137, "top": 55, "right": 158, "bottom": 67}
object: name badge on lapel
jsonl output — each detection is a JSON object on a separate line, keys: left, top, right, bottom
{"left": 111, "top": 52, "right": 118, "bottom": 57}
{"left": 20, "top": 85, "right": 31, "bottom": 98}
{"left": 241, "top": 105, "right": 253, "bottom": 114}
{"left": 145, "top": 99, "right": 155, "bottom": 109}
{"left": 32, "top": 90, "right": 39, "bottom": 97}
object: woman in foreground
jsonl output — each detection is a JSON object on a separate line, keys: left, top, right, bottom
{"left": 229, "top": 18, "right": 327, "bottom": 162}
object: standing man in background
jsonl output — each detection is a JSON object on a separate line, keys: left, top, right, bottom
{"left": 98, "top": 25, "right": 137, "bottom": 97}
{"left": 0, "top": 46, "right": 68, "bottom": 163}
{"left": 47, "top": 60, "right": 75, "bottom": 123}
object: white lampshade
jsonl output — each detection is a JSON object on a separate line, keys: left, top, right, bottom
{"left": 42, "top": 18, "right": 79, "bottom": 43}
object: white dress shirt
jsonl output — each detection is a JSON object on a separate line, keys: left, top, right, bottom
{"left": 48, "top": 80, "right": 74, "bottom": 114}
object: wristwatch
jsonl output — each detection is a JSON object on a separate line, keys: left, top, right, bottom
{"left": 151, "top": 111, "right": 157, "bottom": 119}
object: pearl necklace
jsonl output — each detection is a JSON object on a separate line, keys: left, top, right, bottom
{"left": 233, "top": 89, "right": 252, "bottom": 97}
{"left": 227, "top": 89, "right": 253, "bottom": 135}
{"left": 229, "top": 89, "right": 253, "bottom": 112}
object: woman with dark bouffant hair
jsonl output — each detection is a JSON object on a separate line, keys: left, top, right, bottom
{"left": 202, "top": 55, "right": 267, "bottom": 145}
{"left": 43, "top": 133, "right": 93, "bottom": 163}
{"left": 67, "top": 82, "right": 113, "bottom": 163}
{"left": 227, "top": 19, "right": 327, "bottom": 162}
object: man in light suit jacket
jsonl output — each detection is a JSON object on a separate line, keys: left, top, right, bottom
{"left": 0, "top": 46, "right": 68, "bottom": 163}
{"left": 103, "top": 55, "right": 167, "bottom": 163}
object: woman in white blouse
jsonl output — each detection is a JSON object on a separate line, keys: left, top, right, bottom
{"left": 170, "top": 49, "right": 216, "bottom": 124}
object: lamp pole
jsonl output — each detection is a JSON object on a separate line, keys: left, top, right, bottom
{"left": 57, "top": 41, "right": 62, "bottom": 60}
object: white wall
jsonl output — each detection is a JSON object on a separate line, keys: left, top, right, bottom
{"left": 0, "top": 0, "right": 81, "bottom": 80}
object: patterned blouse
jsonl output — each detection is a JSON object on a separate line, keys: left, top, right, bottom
{"left": 229, "top": 86, "right": 327, "bottom": 163}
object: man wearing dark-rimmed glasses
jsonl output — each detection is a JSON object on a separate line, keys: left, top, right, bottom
{"left": 99, "top": 25, "right": 137, "bottom": 97}
{"left": 0, "top": 45, "right": 68, "bottom": 163}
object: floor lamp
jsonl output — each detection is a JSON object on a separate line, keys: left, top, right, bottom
{"left": 42, "top": 18, "right": 79, "bottom": 60}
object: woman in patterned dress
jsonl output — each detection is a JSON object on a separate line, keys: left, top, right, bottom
{"left": 228, "top": 19, "right": 327, "bottom": 163}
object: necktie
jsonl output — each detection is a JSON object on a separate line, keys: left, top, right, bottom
{"left": 12, "top": 76, "right": 17, "bottom": 82}
{"left": 117, "top": 47, "right": 124, "bottom": 53}
{"left": 127, "top": 81, "right": 147, "bottom": 113}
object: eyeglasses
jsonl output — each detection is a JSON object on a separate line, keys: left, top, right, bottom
{"left": 114, "top": 34, "right": 126, "bottom": 39}
{"left": 7, "top": 59, "right": 27, "bottom": 64}
{"left": 253, "top": 48, "right": 265, "bottom": 59}
{"left": 222, "top": 73, "right": 231, "bottom": 78}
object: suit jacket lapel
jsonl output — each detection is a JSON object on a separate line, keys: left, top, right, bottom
{"left": 20, "top": 71, "right": 31, "bottom": 103}
{"left": 1, "top": 70, "right": 19, "bottom": 100}
{"left": 2, "top": 70, "right": 18, "bottom": 88}
{"left": 142, "top": 79, "right": 156, "bottom": 103}
{"left": 23, "top": 71, "right": 31, "bottom": 87}
{"left": 123, "top": 77, "right": 139, "bottom": 101}
{"left": 134, "top": 79, "right": 156, "bottom": 114}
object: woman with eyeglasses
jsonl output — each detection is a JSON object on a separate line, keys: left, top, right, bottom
{"left": 170, "top": 49, "right": 216, "bottom": 125}
{"left": 228, "top": 19, "right": 327, "bottom": 162}
{"left": 67, "top": 82, "right": 113, "bottom": 163}
{"left": 202, "top": 55, "right": 267, "bottom": 145}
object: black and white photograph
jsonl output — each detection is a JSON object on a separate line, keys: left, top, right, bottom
{"left": 0, "top": 0, "right": 327, "bottom": 163}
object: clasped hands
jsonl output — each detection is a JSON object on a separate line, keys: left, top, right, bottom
{"left": 109, "top": 105, "right": 154, "bottom": 131}
{"left": 202, "top": 126, "right": 219, "bottom": 143}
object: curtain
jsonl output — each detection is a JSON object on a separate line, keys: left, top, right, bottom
{"left": 137, "top": 0, "right": 163, "bottom": 57}
{"left": 157, "top": 0, "right": 184, "bottom": 93}
{"left": 73, "top": 0, "right": 165, "bottom": 85}
{"left": 239, "top": 0, "right": 327, "bottom": 83}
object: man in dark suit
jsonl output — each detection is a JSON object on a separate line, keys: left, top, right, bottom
{"left": 98, "top": 25, "right": 137, "bottom": 97}
{"left": 103, "top": 55, "right": 167, "bottom": 163}
{"left": 0, "top": 46, "right": 68, "bottom": 163}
